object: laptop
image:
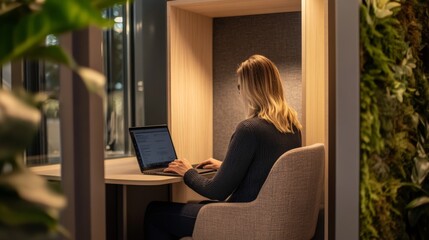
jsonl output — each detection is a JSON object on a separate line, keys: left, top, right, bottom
{"left": 129, "top": 125, "right": 216, "bottom": 176}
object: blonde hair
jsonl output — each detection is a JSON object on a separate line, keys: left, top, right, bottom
{"left": 237, "top": 54, "right": 302, "bottom": 133}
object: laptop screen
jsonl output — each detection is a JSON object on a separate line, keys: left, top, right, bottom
{"left": 129, "top": 126, "right": 177, "bottom": 170}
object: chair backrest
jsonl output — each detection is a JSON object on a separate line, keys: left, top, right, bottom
{"left": 188, "top": 144, "right": 325, "bottom": 240}
{"left": 252, "top": 143, "right": 325, "bottom": 239}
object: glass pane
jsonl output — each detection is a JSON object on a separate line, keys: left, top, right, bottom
{"left": 26, "top": 4, "right": 132, "bottom": 166}
{"left": 44, "top": 35, "right": 61, "bottom": 164}
{"left": 103, "top": 4, "right": 129, "bottom": 158}
{"left": 1, "top": 63, "right": 11, "bottom": 90}
{"left": 25, "top": 34, "right": 61, "bottom": 166}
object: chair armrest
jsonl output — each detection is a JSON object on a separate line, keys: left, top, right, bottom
{"left": 192, "top": 201, "right": 262, "bottom": 240}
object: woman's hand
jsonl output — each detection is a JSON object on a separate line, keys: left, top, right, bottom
{"left": 164, "top": 158, "right": 193, "bottom": 176}
{"left": 196, "top": 158, "right": 222, "bottom": 170}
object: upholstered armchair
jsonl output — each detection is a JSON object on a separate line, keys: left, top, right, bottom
{"left": 182, "top": 143, "right": 325, "bottom": 240}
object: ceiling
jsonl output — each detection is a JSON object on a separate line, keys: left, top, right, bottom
{"left": 169, "top": 0, "right": 301, "bottom": 18}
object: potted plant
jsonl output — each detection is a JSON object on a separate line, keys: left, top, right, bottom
{"left": 0, "top": 0, "right": 128, "bottom": 238}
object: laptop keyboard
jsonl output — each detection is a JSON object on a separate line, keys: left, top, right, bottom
{"left": 142, "top": 167, "right": 216, "bottom": 176}
{"left": 143, "top": 168, "right": 179, "bottom": 176}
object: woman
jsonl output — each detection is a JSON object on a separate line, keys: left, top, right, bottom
{"left": 144, "top": 54, "right": 302, "bottom": 239}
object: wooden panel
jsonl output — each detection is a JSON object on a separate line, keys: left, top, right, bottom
{"left": 302, "top": 0, "right": 329, "bottom": 238}
{"left": 170, "top": 0, "right": 301, "bottom": 17}
{"left": 302, "top": 0, "right": 327, "bottom": 147}
{"left": 168, "top": 6, "right": 213, "bottom": 166}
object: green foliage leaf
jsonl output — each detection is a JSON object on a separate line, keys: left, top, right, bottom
{"left": 407, "top": 196, "right": 429, "bottom": 209}
{"left": 412, "top": 156, "right": 429, "bottom": 184}
{"left": 0, "top": 2, "right": 21, "bottom": 15}
{"left": 0, "top": 0, "right": 130, "bottom": 238}
{"left": 0, "top": 170, "right": 66, "bottom": 209}
{"left": 0, "top": 90, "right": 41, "bottom": 158}
{"left": 0, "top": 0, "right": 114, "bottom": 66}
{"left": 76, "top": 67, "right": 106, "bottom": 97}
{"left": 0, "top": 199, "right": 56, "bottom": 227}
{"left": 407, "top": 204, "right": 429, "bottom": 230}
{"left": 0, "top": 170, "right": 65, "bottom": 237}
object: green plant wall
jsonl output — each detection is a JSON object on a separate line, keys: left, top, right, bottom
{"left": 360, "top": 0, "right": 429, "bottom": 239}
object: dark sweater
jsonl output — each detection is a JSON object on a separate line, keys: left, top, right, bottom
{"left": 184, "top": 117, "right": 302, "bottom": 202}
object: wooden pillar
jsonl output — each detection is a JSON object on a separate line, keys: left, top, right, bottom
{"left": 59, "top": 27, "right": 106, "bottom": 240}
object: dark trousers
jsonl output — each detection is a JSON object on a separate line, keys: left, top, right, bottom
{"left": 144, "top": 201, "right": 206, "bottom": 240}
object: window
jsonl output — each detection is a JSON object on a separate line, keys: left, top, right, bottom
{"left": 1, "top": 63, "right": 12, "bottom": 90}
{"left": 23, "top": 1, "right": 168, "bottom": 166}
{"left": 24, "top": 35, "right": 61, "bottom": 165}
{"left": 103, "top": 4, "right": 131, "bottom": 157}
{"left": 25, "top": 3, "right": 134, "bottom": 166}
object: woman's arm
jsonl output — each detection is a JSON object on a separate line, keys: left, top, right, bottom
{"left": 196, "top": 158, "right": 222, "bottom": 170}
{"left": 183, "top": 122, "right": 257, "bottom": 201}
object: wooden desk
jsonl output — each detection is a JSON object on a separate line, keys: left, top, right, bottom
{"left": 30, "top": 156, "right": 183, "bottom": 186}
{"left": 30, "top": 157, "right": 183, "bottom": 240}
